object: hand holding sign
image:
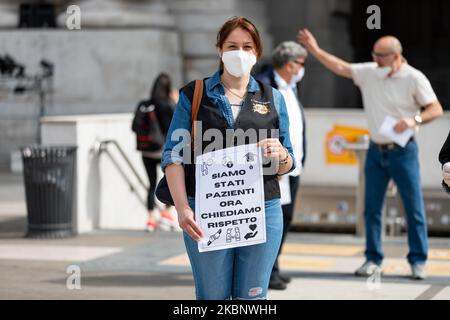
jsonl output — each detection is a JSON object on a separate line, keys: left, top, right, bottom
{"left": 177, "top": 206, "right": 204, "bottom": 241}
{"left": 258, "top": 138, "right": 287, "bottom": 160}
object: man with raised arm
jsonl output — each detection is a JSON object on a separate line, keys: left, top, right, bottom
{"left": 298, "top": 29, "right": 443, "bottom": 280}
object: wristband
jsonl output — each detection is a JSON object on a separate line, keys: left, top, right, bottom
{"left": 279, "top": 147, "right": 290, "bottom": 165}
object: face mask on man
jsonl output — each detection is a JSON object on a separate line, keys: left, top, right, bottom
{"left": 291, "top": 67, "right": 305, "bottom": 85}
{"left": 375, "top": 66, "right": 392, "bottom": 79}
{"left": 221, "top": 50, "right": 257, "bottom": 77}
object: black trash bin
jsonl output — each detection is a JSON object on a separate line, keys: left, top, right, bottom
{"left": 21, "top": 145, "right": 77, "bottom": 238}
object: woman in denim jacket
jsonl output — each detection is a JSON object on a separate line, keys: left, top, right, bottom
{"left": 161, "top": 16, "right": 296, "bottom": 300}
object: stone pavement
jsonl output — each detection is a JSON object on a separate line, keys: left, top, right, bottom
{"left": 1, "top": 223, "right": 450, "bottom": 300}
{"left": 1, "top": 173, "right": 450, "bottom": 300}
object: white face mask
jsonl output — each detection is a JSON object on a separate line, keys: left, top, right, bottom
{"left": 291, "top": 67, "right": 305, "bottom": 85}
{"left": 375, "top": 66, "right": 392, "bottom": 79}
{"left": 221, "top": 50, "right": 257, "bottom": 77}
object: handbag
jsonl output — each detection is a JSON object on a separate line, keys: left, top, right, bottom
{"left": 155, "top": 79, "right": 203, "bottom": 206}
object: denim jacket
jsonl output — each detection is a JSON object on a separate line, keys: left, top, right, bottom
{"left": 161, "top": 70, "right": 296, "bottom": 174}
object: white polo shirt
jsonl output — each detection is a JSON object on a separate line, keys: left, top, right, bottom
{"left": 350, "top": 62, "right": 438, "bottom": 144}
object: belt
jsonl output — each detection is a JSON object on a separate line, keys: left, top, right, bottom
{"left": 371, "top": 137, "right": 414, "bottom": 151}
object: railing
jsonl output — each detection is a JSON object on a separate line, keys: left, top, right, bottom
{"left": 93, "top": 139, "right": 148, "bottom": 208}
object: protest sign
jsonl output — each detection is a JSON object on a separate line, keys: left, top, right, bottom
{"left": 195, "top": 143, "right": 266, "bottom": 252}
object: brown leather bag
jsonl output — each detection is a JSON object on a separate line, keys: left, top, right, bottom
{"left": 155, "top": 80, "right": 203, "bottom": 206}
{"left": 189, "top": 79, "right": 203, "bottom": 150}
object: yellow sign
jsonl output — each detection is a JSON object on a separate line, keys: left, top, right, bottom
{"left": 325, "top": 125, "right": 369, "bottom": 165}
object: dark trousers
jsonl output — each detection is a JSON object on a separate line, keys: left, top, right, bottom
{"left": 142, "top": 156, "right": 160, "bottom": 211}
{"left": 271, "top": 175, "right": 300, "bottom": 277}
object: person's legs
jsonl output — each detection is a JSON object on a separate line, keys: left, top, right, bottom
{"left": 183, "top": 197, "right": 234, "bottom": 300}
{"left": 270, "top": 176, "right": 299, "bottom": 286}
{"left": 388, "top": 140, "right": 428, "bottom": 265}
{"left": 143, "top": 157, "right": 178, "bottom": 230}
{"left": 183, "top": 233, "right": 234, "bottom": 299}
{"left": 363, "top": 145, "right": 391, "bottom": 265}
{"left": 233, "top": 199, "right": 283, "bottom": 299}
{"left": 142, "top": 156, "right": 159, "bottom": 230}
{"left": 145, "top": 157, "right": 159, "bottom": 210}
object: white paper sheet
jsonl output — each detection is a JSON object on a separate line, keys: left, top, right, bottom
{"left": 378, "top": 116, "right": 414, "bottom": 147}
{"left": 195, "top": 144, "right": 266, "bottom": 252}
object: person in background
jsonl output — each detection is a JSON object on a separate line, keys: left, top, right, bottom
{"left": 439, "top": 131, "right": 450, "bottom": 195}
{"left": 139, "top": 73, "right": 178, "bottom": 231}
{"left": 298, "top": 28, "right": 444, "bottom": 280}
{"left": 256, "top": 41, "right": 307, "bottom": 290}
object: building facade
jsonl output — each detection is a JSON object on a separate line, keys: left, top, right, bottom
{"left": 0, "top": 0, "right": 448, "bottom": 170}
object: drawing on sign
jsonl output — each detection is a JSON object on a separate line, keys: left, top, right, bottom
{"left": 201, "top": 162, "right": 209, "bottom": 176}
{"left": 244, "top": 152, "right": 257, "bottom": 163}
{"left": 207, "top": 229, "right": 222, "bottom": 246}
{"left": 226, "top": 229, "right": 232, "bottom": 243}
{"left": 201, "top": 158, "right": 213, "bottom": 176}
{"left": 222, "top": 156, "right": 234, "bottom": 168}
{"left": 226, "top": 227, "right": 241, "bottom": 243}
{"left": 244, "top": 224, "right": 258, "bottom": 240}
{"left": 235, "top": 227, "right": 241, "bottom": 241}
{"left": 244, "top": 152, "right": 257, "bottom": 169}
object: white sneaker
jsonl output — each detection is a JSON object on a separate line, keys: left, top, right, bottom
{"left": 355, "top": 261, "right": 382, "bottom": 277}
{"left": 159, "top": 209, "right": 181, "bottom": 232}
{"left": 146, "top": 217, "right": 159, "bottom": 232}
{"left": 410, "top": 263, "right": 426, "bottom": 280}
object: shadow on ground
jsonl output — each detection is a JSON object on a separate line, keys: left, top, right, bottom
{"left": 45, "top": 272, "right": 194, "bottom": 287}
{"left": 0, "top": 216, "right": 26, "bottom": 238}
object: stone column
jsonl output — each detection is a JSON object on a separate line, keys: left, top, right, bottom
{"left": 0, "top": 0, "right": 18, "bottom": 28}
{"left": 166, "top": 0, "right": 272, "bottom": 83}
{"left": 237, "top": 0, "right": 273, "bottom": 59}
{"left": 166, "top": 0, "right": 240, "bottom": 82}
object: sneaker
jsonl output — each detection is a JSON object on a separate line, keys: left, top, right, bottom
{"left": 146, "top": 217, "right": 159, "bottom": 232}
{"left": 159, "top": 209, "right": 179, "bottom": 231}
{"left": 354, "top": 260, "right": 382, "bottom": 277}
{"left": 410, "top": 263, "right": 426, "bottom": 280}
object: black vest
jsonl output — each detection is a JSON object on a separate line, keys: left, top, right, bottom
{"left": 182, "top": 79, "right": 281, "bottom": 201}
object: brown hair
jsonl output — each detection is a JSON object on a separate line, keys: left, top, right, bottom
{"left": 216, "top": 16, "right": 263, "bottom": 69}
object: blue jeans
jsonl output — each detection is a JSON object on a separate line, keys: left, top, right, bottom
{"left": 184, "top": 197, "right": 283, "bottom": 300}
{"left": 364, "top": 139, "right": 428, "bottom": 266}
